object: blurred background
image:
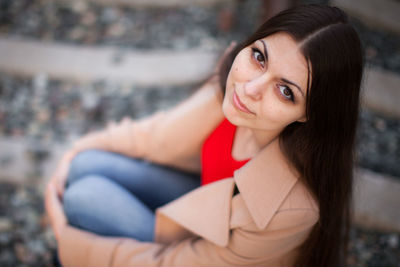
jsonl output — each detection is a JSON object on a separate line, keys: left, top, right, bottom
{"left": 0, "top": 0, "right": 399, "bottom": 266}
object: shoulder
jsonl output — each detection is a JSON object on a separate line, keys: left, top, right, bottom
{"left": 175, "top": 82, "right": 223, "bottom": 114}
{"left": 226, "top": 183, "right": 318, "bottom": 261}
{"left": 280, "top": 179, "right": 319, "bottom": 214}
{"left": 270, "top": 180, "right": 319, "bottom": 232}
{"left": 231, "top": 180, "right": 319, "bottom": 232}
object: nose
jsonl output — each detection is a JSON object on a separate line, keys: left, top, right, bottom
{"left": 243, "top": 73, "right": 270, "bottom": 101}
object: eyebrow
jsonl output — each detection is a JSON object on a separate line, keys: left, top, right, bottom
{"left": 260, "top": 40, "right": 305, "bottom": 98}
{"left": 260, "top": 40, "right": 269, "bottom": 62}
{"left": 281, "top": 78, "right": 305, "bottom": 97}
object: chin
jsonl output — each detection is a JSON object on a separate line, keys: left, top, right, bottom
{"left": 222, "top": 99, "right": 242, "bottom": 127}
{"left": 222, "top": 96, "right": 233, "bottom": 118}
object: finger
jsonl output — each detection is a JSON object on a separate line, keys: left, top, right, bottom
{"left": 121, "top": 116, "right": 131, "bottom": 124}
{"left": 56, "top": 178, "right": 65, "bottom": 198}
{"left": 215, "top": 41, "right": 237, "bottom": 72}
{"left": 53, "top": 191, "right": 67, "bottom": 226}
{"left": 45, "top": 183, "right": 58, "bottom": 221}
{"left": 54, "top": 160, "right": 70, "bottom": 198}
{"left": 45, "top": 183, "right": 58, "bottom": 230}
{"left": 223, "top": 41, "right": 237, "bottom": 55}
{"left": 56, "top": 164, "right": 68, "bottom": 196}
{"left": 228, "top": 40, "right": 237, "bottom": 49}
{"left": 107, "top": 121, "right": 117, "bottom": 128}
{"left": 45, "top": 184, "right": 62, "bottom": 240}
{"left": 46, "top": 183, "right": 67, "bottom": 228}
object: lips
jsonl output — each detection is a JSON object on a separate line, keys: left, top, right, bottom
{"left": 233, "top": 91, "right": 254, "bottom": 115}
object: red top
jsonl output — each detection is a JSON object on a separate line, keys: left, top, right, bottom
{"left": 201, "top": 118, "right": 251, "bottom": 186}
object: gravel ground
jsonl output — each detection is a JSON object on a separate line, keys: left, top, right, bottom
{"left": 0, "top": 0, "right": 262, "bottom": 51}
{"left": 351, "top": 17, "right": 400, "bottom": 74}
{"left": 0, "top": 0, "right": 399, "bottom": 266}
{"left": 1, "top": 73, "right": 399, "bottom": 178}
{"left": 0, "top": 72, "right": 399, "bottom": 266}
{"left": 0, "top": 72, "right": 197, "bottom": 142}
{"left": 357, "top": 109, "right": 400, "bottom": 178}
{"left": 0, "top": 180, "right": 399, "bottom": 267}
{"left": 0, "top": 182, "right": 55, "bottom": 267}
{"left": 0, "top": 0, "right": 399, "bottom": 73}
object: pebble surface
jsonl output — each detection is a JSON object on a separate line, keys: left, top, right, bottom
{"left": 0, "top": 182, "right": 55, "bottom": 267}
{"left": 1, "top": 0, "right": 399, "bottom": 73}
{"left": 1, "top": 73, "right": 399, "bottom": 178}
{"left": 0, "top": 0, "right": 262, "bottom": 51}
{"left": 0, "top": 0, "right": 399, "bottom": 266}
{"left": 0, "top": 181, "right": 399, "bottom": 266}
{"left": 0, "top": 72, "right": 399, "bottom": 266}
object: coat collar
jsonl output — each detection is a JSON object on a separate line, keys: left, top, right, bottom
{"left": 155, "top": 137, "right": 300, "bottom": 247}
{"left": 234, "top": 137, "right": 299, "bottom": 229}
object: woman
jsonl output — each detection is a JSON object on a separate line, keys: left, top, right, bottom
{"left": 45, "top": 4, "right": 363, "bottom": 267}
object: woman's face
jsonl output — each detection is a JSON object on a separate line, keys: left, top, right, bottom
{"left": 222, "top": 32, "right": 309, "bottom": 135}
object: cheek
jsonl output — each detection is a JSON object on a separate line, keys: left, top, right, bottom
{"left": 259, "top": 100, "right": 303, "bottom": 126}
{"left": 227, "top": 53, "right": 253, "bottom": 83}
{"left": 260, "top": 103, "right": 285, "bottom": 123}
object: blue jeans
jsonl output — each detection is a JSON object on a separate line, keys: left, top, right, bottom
{"left": 63, "top": 150, "right": 201, "bottom": 242}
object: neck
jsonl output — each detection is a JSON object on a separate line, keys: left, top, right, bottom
{"left": 254, "top": 128, "right": 280, "bottom": 149}
{"left": 240, "top": 126, "right": 280, "bottom": 156}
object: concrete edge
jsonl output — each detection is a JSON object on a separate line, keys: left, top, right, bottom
{"left": 59, "top": 0, "right": 231, "bottom": 8}
{"left": 0, "top": 37, "right": 218, "bottom": 87}
{"left": 362, "top": 67, "right": 400, "bottom": 118}
{"left": 0, "top": 137, "right": 72, "bottom": 187}
{"left": 1, "top": 135, "right": 400, "bottom": 232}
{"left": 332, "top": 0, "right": 400, "bottom": 35}
{"left": 1, "top": 37, "right": 400, "bottom": 118}
{"left": 353, "top": 168, "right": 400, "bottom": 232}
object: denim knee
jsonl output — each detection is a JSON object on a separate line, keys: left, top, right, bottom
{"left": 67, "top": 149, "right": 105, "bottom": 186}
{"left": 63, "top": 175, "right": 156, "bottom": 240}
{"left": 63, "top": 176, "right": 93, "bottom": 226}
{"left": 64, "top": 174, "right": 108, "bottom": 227}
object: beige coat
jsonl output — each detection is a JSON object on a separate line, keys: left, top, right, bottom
{"left": 58, "top": 83, "right": 319, "bottom": 267}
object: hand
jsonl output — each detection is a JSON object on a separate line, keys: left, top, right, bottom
{"left": 207, "top": 41, "right": 237, "bottom": 86}
{"left": 214, "top": 41, "right": 237, "bottom": 74}
{"left": 45, "top": 182, "right": 69, "bottom": 242}
{"left": 48, "top": 150, "right": 75, "bottom": 198}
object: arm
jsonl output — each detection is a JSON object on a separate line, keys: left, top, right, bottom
{"left": 56, "top": 209, "right": 318, "bottom": 266}
{"left": 70, "top": 81, "right": 223, "bottom": 171}
{"left": 51, "top": 81, "right": 224, "bottom": 196}
{"left": 49, "top": 43, "right": 234, "bottom": 197}
{"left": 63, "top": 41, "right": 236, "bottom": 171}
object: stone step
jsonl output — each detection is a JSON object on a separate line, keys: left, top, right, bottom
{"left": 75, "top": 0, "right": 230, "bottom": 7}
{"left": 0, "top": 137, "right": 72, "bottom": 186}
{"left": 0, "top": 0, "right": 258, "bottom": 51}
{"left": 332, "top": 0, "right": 400, "bottom": 35}
{"left": 1, "top": 37, "right": 400, "bottom": 118}
{"left": 0, "top": 138, "right": 33, "bottom": 185}
{"left": 353, "top": 168, "right": 400, "bottom": 232}
{"left": 363, "top": 68, "right": 400, "bottom": 118}
{"left": 0, "top": 37, "right": 217, "bottom": 86}
{"left": 1, "top": 136, "right": 399, "bottom": 232}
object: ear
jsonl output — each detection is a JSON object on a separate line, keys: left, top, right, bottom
{"left": 297, "top": 115, "right": 307, "bottom": 123}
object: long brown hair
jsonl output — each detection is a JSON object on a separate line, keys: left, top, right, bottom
{"left": 219, "top": 4, "right": 363, "bottom": 267}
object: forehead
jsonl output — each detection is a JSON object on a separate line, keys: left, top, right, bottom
{"left": 258, "top": 32, "right": 309, "bottom": 91}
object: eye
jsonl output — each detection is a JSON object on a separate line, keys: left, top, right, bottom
{"left": 251, "top": 48, "right": 265, "bottom": 68}
{"left": 278, "top": 84, "right": 295, "bottom": 102}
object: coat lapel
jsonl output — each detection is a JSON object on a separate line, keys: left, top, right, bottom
{"left": 234, "top": 138, "right": 300, "bottom": 229}
{"left": 154, "top": 138, "right": 300, "bottom": 247}
{"left": 155, "top": 178, "right": 235, "bottom": 247}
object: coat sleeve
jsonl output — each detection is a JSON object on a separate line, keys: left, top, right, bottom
{"left": 67, "top": 83, "right": 224, "bottom": 173}
{"left": 58, "top": 209, "right": 318, "bottom": 267}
